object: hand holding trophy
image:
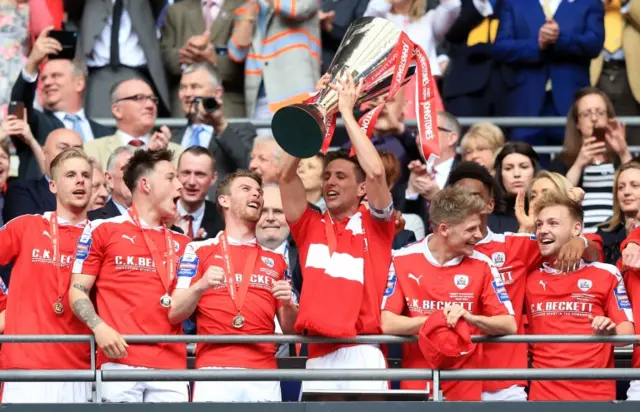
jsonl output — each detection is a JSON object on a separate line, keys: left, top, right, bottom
{"left": 271, "top": 16, "right": 440, "bottom": 169}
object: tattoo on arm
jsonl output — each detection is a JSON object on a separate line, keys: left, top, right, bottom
{"left": 72, "top": 298, "right": 104, "bottom": 330}
{"left": 72, "top": 283, "right": 89, "bottom": 295}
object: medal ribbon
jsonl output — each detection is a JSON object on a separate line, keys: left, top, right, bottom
{"left": 220, "top": 232, "right": 259, "bottom": 316}
{"left": 128, "top": 206, "right": 175, "bottom": 297}
{"left": 323, "top": 213, "right": 338, "bottom": 256}
{"left": 50, "top": 212, "right": 65, "bottom": 309}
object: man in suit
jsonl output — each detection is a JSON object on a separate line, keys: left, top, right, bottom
{"left": 442, "top": 0, "right": 514, "bottom": 119}
{"left": 590, "top": 0, "right": 640, "bottom": 144}
{"left": 160, "top": 0, "right": 246, "bottom": 118}
{"left": 67, "top": 0, "right": 171, "bottom": 117}
{"left": 170, "top": 63, "right": 256, "bottom": 197}
{"left": 174, "top": 146, "right": 224, "bottom": 240}
{"left": 83, "top": 78, "right": 183, "bottom": 171}
{"left": 493, "top": 0, "right": 605, "bottom": 145}
{"left": 3, "top": 129, "right": 83, "bottom": 223}
{"left": 87, "top": 146, "right": 135, "bottom": 220}
{"left": 10, "top": 27, "right": 112, "bottom": 180}
{"left": 402, "top": 111, "right": 462, "bottom": 228}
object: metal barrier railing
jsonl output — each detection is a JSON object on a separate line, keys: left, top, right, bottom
{"left": 93, "top": 116, "right": 640, "bottom": 129}
{"left": 0, "top": 334, "right": 638, "bottom": 402}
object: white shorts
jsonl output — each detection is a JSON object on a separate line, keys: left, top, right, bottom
{"left": 627, "top": 380, "right": 640, "bottom": 400}
{"left": 482, "top": 385, "right": 528, "bottom": 401}
{"left": 192, "top": 367, "right": 281, "bottom": 402}
{"left": 302, "top": 345, "right": 388, "bottom": 393}
{"left": 100, "top": 363, "right": 188, "bottom": 403}
{"left": 2, "top": 382, "right": 91, "bottom": 403}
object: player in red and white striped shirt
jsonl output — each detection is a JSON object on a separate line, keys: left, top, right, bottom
{"left": 0, "top": 148, "right": 93, "bottom": 403}
{"left": 526, "top": 191, "right": 634, "bottom": 401}
{"left": 69, "top": 149, "right": 190, "bottom": 403}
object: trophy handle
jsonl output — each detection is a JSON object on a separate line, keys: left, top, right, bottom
{"left": 271, "top": 104, "right": 327, "bottom": 159}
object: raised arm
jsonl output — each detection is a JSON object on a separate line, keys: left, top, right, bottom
{"left": 69, "top": 274, "right": 129, "bottom": 359}
{"left": 278, "top": 153, "right": 308, "bottom": 224}
{"left": 228, "top": 0, "right": 258, "bottom": 63}
{"left": 334, "top": 74, "right": 391, "bottom": 212}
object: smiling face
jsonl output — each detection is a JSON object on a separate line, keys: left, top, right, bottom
{"left": 438, "top": 213, "right": 484, "bottom": 257}
{"left": 219, "top": 176, "right": 264, "bottom": 224}
{"left": 617, "top": 168, "right": 640, "bottom": 217}
{"left": 322, "top": 158, "right": 365, "bottom": 218}
{"left": 256, "top": 186, "right": 289, "bottom": 247}
{"left": 536, "top": 205, "right": 582, "bottom": 257}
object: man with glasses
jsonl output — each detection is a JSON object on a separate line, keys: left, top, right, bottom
{"left": 403, "top": 111, "right": 462, "bottom": 231}
{"left": 83, "top": 78, "right": 183, "bottom": 171}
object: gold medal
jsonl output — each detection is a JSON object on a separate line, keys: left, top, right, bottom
{"left": 232, "top": 314, "right": 245, "bottom": 328}
{"left": 160, "top": 294, "right": 172, "bottom": 308}
{"left": 53, "top": 301, "right": 64, "bottom": 315}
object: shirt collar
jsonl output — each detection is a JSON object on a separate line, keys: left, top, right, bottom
{"left": 422, "top": 234, "right": 464, "bottom": 267}
{"left": 476, "top": 227, "right": 495, "bottom": 246}
{"left": 54, "top": 109, "right": 87, "bottom": 123}
{"left": 44, "top": 211, "right": 88, "bottom": 228}
{"left": 126, "top": 208, "right": 164, "bottom": 230}
{"left": 191, "top": 123, "right": 214, "bottom": 134}
{"left": 177, "top": 200, "right": 206, "bottom": 221}
{"left": 434, "top": 157, "right": 454, "bottom": 175}
{"left": 274, "top": 240, "right": 289, "bottom": 255}
{"left": 541, "top": 259, "right": 587, "bottom": 275}
{"left": 220, "top": 230, "right": 257, "bottom": 246}
{"left": 117, "top": 130, "right": 150, "bottom": 145}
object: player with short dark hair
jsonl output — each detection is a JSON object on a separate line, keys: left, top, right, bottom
{"left": 69, "top": 149, "right": 191, "bottom": 403}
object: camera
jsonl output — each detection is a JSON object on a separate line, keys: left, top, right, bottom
{"left": 193, "top": 97, "right": 219, "bottom": 113}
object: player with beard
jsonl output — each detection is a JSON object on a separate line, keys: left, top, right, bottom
{"left": 69, "top": 149, "right": 191, "bottom": 403}
{"left": 447, "top": 162, "right": 600, "bottom": 401}
{"left": 526, "top": 191, "right": 634, "bottom": 401}
{"left": 382, "top": 185, "right": 517, "bottom": 401}
{"left": 0, "top": 148, "right": 93, "bottom": 403}
{"left": 171, "top": 170, "right": 297, "bottom": 402}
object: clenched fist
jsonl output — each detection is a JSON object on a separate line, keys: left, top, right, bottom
{"left": 272, "top": 280, "right": 294, "bottom": 306}
{"left": 197, "top": 266, "right": 226, "bottom": 291}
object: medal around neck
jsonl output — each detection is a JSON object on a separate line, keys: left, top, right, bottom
{"left": 53, "top": 301, "right": 64, "bottom": 315}
{"left": 232, "top": 314, "right": 245, "bottom": 328}
{"left": 160, "top": 294, "right": 173, "bottom": 308}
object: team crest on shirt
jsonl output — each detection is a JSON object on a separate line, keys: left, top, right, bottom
{"left": 491, "top": 252, "right": 506, "bottom": 267}
{"left": 261, "top": 257, "right": 275, "bottom": 268}
{"left": 76, "top": 234, "right": 92, "bottom": 259}
{"left": 173, "top": 240, "right": 180, "bottom": 252}
{"left": 454, "top": 274, "right": 469, "bottom": 290}
{"left": 577, "top": 279, "right": 592, "bottom": 292}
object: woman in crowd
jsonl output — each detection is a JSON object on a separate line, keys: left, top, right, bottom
{"left": 549, "top": 87, "right": 632, "bottom": 229}
{"left": 596, "top": 162, "right": 640, "bottom": 265}
{"left": 296, "top": 153, "right": 326, "bottom": 212}
{"left": 492, "top": 141, "right": 541, "bottom": 232}
{"left": 460, "top": 122, "right": 505, "bottom": 175}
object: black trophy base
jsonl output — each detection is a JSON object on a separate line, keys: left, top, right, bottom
{"left": 271, "top": 104, "right": 326, "bottom": 159}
